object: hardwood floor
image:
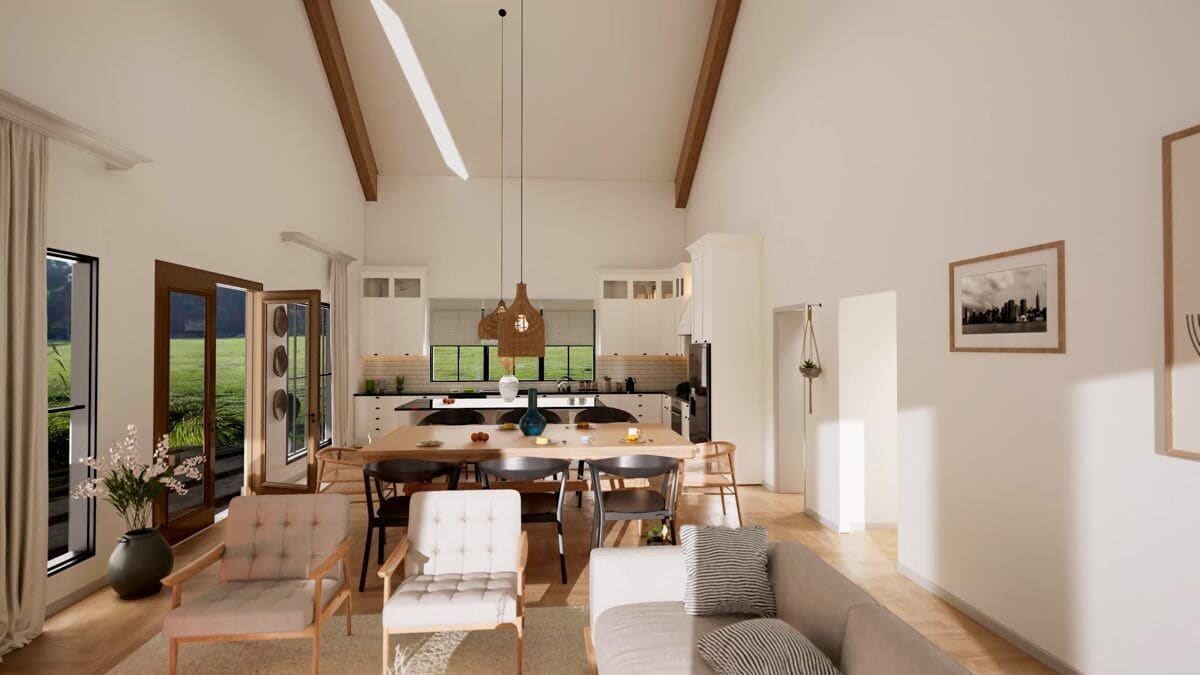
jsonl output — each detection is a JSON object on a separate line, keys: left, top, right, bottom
{"left": 1, "top": 487, "right": 1051, "bottom": 674}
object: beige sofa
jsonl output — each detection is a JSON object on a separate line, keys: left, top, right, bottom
{"left": 588, "top": 542, "right": 968, "bottom": 674}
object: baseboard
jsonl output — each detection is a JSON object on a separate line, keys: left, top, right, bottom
{"left": 47, "top": 576, "right": 108, "bottom": 617}
{"left": 896, "top": 563, "right": 1078, "bottom": 674}
{"left": 803, "top": 506, "right": 839, "bottom": 532}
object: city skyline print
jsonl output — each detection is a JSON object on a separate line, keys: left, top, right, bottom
{"left": 960, "top": 263, "right": 1048, "bottom": 334}
{"left": 949, "top": 240, "right": 1065, "bottom": 353}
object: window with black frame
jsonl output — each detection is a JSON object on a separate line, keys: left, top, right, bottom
{"left": 319, "top": 303, "right": 332, "bottom": 447}
{"left": 47, "top": 250, "right": 98, "bottom": 574}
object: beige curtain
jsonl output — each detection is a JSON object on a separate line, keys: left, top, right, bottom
{"left": 330, "top": 259, "right": 353, "bottom": 447}
{"left": 0, "top": 118, "right": 49, "bottom": 658}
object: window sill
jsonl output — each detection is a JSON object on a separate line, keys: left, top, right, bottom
{"left": 48, "top": 550, "right": 94, "bottom": 577}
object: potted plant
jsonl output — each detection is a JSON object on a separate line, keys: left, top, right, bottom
{"left": 395, "top": 375, "right": 405, "bottom": 392}
{"left": 799, "top": 359, "right": 822, "bottom": 378}
{"left": 645, "top": 524, "right": 669, "bottom": 546}
{"left": 72, "top": 425, "right": 205, "bottom": 599}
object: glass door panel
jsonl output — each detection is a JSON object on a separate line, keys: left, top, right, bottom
{"left": 166, "top": 292, "right": 210, "bottom": 519}
{"left": 253, "top": 291, "right": 320, "bottom": 493}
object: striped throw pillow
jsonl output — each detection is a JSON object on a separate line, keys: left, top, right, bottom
{"left": 681, "top": 525, "right": 776, "bottom": 617}
{"left": 697, "top": 618, "right": 840, "bottom": 675}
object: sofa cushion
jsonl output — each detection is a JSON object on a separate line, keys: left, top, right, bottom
{"left": 593, "top": 602, "right": 743, "bottom": 674}
{"left": 769, "top": 543, "right": 876, "bottom": 664}
{"left": 697, "top": 618, "right": 840, "bottom": 675}
{"left": 840, "top": 605, "right": 969, "bottom": 675}
{"left": 681, "top": 525, "right": 775, "bottom": 617}
{"left": 162, "top": 578, "right": 340, "bottom": 638}
{"left": 382, "top": 571, "right": 518, "bottom": 630}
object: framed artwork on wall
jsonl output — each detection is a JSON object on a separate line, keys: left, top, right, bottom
{"left": 1162, "top": 123, "right": 1200, "bottom": 461}
{"left": 948, "top": 240, "right": 1065, "bottom": 353}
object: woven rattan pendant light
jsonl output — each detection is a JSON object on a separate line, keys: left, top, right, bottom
{"left": 477, "top": 8, "right": 509, "bottom": 343}
{"left": 498, "top": 0, "right": 544, "bottom": 358}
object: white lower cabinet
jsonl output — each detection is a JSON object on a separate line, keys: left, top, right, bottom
{"left": 598, "top": 393, "right": 662, "bottom": 424}
{"left": 354, "top": 395, "right": 427, "bottom": 446}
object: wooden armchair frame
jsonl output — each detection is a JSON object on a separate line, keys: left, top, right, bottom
{"left": 378, "top": 531, "right": 528, "bottom": 675}
{"left": 680, "top": 441, "right": 743, "bottom": 526}
{"left": 162, "top": 536, "right": 354, "bottom": 675}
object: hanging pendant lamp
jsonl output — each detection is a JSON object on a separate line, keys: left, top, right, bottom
{"left": 478, "top": 7, "right": 509, "bottom": 343}
{"left": 498, "top": 0, "right": 545, "bottom": 358}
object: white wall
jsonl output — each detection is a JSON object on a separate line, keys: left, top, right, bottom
{"left": 0, "top": 0, "right": 366, "bottom": 606}
{"left": 684, "top": 1, "right": 1200, "bottom": 671}
{"left": 365, "top": 175, "right": 686, "bottom": 298}
{"left": 838, "top": 292, "right": 898, "bottom": 529}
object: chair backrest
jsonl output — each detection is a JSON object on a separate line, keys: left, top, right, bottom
{"left": 690, "top": 441, "right": 736, "bottom": 475}
{"left": 498, "top": 408, "right": 562, "bottom": 425}
{"left": 363, "top": 459, "right": 460, "bottom": 518}
{"left": 406, "top": 490, "right": 522, "bottom": 577}
{"left": 418, "top": 409, "right": 486, "bottom": 426}
{"left": 221, "top": 494, "right": 349, "bottom": 582}
{"left": 589, "top": 454, "right": 679, "bottom": 480}
{"left": 574, "top": 406, "right": 638, "bottom": 424}
{"left": 479, "top": 456, "right": 571, "bottom": 483}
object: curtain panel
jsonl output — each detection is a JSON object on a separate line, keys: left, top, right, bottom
{"left": 0, "top": 117, "right": 49, "bottom": 658}
{"left": 330, "top": 259, "right": 353, "bottom": 447}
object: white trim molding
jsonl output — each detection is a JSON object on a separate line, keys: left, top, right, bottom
{"left": 896, "top": 563, "right": 1079, "bottom": 674}
{"left": 280, "top": 231, "right": 357, "bottom": 264}
{"left": 0, "top": 89, "right": 150, "bottom": 170}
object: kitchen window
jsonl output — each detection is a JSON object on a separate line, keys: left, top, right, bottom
{"left": 431, "top": 345, "right": 485, "bottom": 382}
{"left": 47, "top": 249, "right": 98, "bottom": 575}
{"left": 543, "top": 346, "right": 594, "bottom": 381}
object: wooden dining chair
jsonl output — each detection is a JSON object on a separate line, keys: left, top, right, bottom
{"left": 570, "top": 407, "right": 639, "bottom": 506}
{"left": 479, "top": 457, "right": 571, "bottom": 583}
{"left": 316, "top": 446, "right": 377, "bottom": 503}
{"left": 359, "top": 459, "right": 460, "bottom": 591}
{"left": 680, "top": 441, "right": 743, "bottom": 526}
{"left": 587, "top": 455, "right": 680, "bottom": 548}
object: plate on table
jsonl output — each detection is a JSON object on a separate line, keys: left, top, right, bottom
{"left": 497, "top": 423, "right": 518, "bottom": 431}
{"left": 415, "top": 440, "right": 444, "bottom": 448}
{"left": 621, "top": 437, "right": 652, "bottom": 445}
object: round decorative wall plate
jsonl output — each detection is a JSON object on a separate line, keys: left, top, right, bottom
{"left": 272, "top": 345, "right": 288, "bottom": 376}
{"left": 272, "top": 389, "right": 289, "bottom": 420}
{"left": 272, "top": 305, "right": 288, "bottom": 337}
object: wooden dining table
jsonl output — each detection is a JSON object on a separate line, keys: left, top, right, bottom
{"left": 360, "top": 422, "right": 697, "bottom": 464}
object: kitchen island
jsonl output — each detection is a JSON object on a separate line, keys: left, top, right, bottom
{"left": 395, "top": 393, "right": 598, "bottom": 411}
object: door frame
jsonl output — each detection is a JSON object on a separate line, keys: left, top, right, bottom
{"left": 153, "top": 261, "right": 262, "bottom": 544}
{"left": 248, "top": 289, "right": 322, "bottom": 495}
{"left": 772, "top": 304, "right": 811, "bottom": 495}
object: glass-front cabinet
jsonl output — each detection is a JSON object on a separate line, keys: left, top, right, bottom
{"left": 596, "top": 264, "right": 691, "bottom": 356}
{"left": 360, "top": 266, "right": 428, "bottom": 356}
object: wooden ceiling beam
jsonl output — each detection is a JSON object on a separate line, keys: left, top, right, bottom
{"left": 674, "top": 0, "right": 741, "bottom": 209}
{"left": 303, "top": 0, "right": 379, "bottom": 201}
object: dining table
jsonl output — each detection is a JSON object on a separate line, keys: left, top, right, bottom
{"left": 359, "top": 422, "right": 697, "bottom": 493}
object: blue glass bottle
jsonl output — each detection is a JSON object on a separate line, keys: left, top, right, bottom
{"left": 519, "top": 388, "right": 547, "bottom": 436}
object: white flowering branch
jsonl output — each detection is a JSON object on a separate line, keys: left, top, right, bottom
{"left": 72, "top": 425, "right": 206, "bottom": 532}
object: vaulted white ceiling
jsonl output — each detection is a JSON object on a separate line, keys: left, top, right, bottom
{"left": 332, "top": 0, "right": 715, "bottom": 181}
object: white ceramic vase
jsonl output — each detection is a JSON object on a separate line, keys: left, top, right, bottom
{"left": 499, "top": 374, "right": 519, "bottom": 402}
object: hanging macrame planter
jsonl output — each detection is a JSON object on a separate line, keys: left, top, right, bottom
{"left": 799, "top": 305, "right": 822, "bottom": 414}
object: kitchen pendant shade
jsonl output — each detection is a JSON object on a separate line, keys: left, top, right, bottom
{"left": 498, "top": 282, "right": 545, "bottom": 357}
{"left": 477, "top": 299, "right": 507, "bottom": 341}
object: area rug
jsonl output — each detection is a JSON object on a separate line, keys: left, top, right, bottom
{"left": 110, "top": 606, "right": 588, "bottom": 674}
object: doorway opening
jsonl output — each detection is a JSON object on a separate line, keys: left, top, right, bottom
{"left": 772, "top": 306, "right": 809, "bottom": 494}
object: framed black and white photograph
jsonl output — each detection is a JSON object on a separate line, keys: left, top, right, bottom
{"left": 949, "top": 241, "right": 1065, "bottom": 353}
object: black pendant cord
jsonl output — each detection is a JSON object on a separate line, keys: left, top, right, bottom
{"left": 499, "top": 8, "right": 505, "bottom": 298}
{"left": 519, "top": 0, "right": 525, "bottom": 284}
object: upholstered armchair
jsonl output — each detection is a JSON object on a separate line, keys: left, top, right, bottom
{"left": 161, "top": 494, "right": 353, "bottom": 675}
{"left": 378, "top": 489, "right": 527, "bottom": 675}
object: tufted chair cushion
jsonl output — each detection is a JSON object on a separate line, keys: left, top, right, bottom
{"left": 220, "top": 494, "right": 350, "bottom": 582}
{"left": 405, "top": 490, "right": 521, "bottom": 578}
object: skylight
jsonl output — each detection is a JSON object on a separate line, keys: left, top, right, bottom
{"left": 368, "top": 0, "right": 469, "bottom": 180}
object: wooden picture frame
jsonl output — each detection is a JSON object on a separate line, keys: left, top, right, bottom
{"left": 948, "top": 241, "right": 1066, "bottom": 353}
{"left": 1162, "top": 123, "right": 1200, "bottom": 461}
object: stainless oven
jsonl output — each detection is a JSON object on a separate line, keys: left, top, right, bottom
{"left": 670, "top": 397, "right": 684, "bottom": 435}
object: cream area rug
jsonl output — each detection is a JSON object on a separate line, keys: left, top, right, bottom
{"left": 110, "top": 607, "right": 588, "bottom": 674}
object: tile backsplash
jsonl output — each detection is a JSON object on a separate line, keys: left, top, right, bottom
{"left": 362, "top": 355, "right": 687, "bottom": 394}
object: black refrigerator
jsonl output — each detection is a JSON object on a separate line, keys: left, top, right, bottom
{"left": 687, "top": 342, "right": 711, "bottom": 443}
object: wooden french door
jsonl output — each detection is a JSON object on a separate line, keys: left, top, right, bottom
{"left": 248, "top": 290, "right": 322, "bottom": 495}
{"left": 153, "top": 261, "right": 262, "bottom": 544}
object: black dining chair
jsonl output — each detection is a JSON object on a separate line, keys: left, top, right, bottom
{"left": 359, "top": 459, "right": 461, "bottom": 591}
{"left": 418, "top": 409, "right": 486, "bottom": 426}
{"left": 497, "top": 408, "right": 562, "bottom": 425}
{"left": 587, "top": 455, "right": 680, "bottom": 549}
{"left": 571, "top": 406, "right": 640, "bottom": 506}
{"left": 573, "top": 406, "right": 638, "bottom": 425}
{"left": 478, "top": 457, "right": 571, "bottom": 583}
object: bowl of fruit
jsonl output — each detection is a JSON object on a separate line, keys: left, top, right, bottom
{"left": 470, "top": 431, "right": 490, "bottom": 443}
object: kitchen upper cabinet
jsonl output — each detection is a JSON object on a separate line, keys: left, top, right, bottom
{"left": 360, "top": 267, "right": 427, "bottom": 356}
{"left": 686, "top": 234, "right": 759, "bottom": 348}
{"left": 597, "top": 265, "right": 691, "bottom": 356}
{"left": 690, "top": 250, "right": 713, "bottom": 343}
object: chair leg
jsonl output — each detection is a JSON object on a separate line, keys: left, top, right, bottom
{"left": 312, "top": 633, "right": 320, "bottom": 675}
{"left": 556, "top": 519, "right": 568, "bottom": 583}
{"left": 381, "top": 631, "right": 390, "bottom": 675}
{"left": 515, "top": 619, "right": 525, "bottom": 675}
{"left": 378, "top": 525, "right": 386, "bottom": 565}
{"left": 719, "top": 487, "right": 727, "bottom": 515}
{"left": 345, "top": 590, "right": 353, "bottom": 636}
{"left": 667, "top": 517, "right": 677, "bottom": 544}
{"left": 168, "top": 638, "right": 178, "bottom": 675}
{"left": 359, "top": 525, "right": 374, "bottom": 592}
{"left": 732, "top": 483, "right": 744, "bottom": 527}
{"left": 576, "top": 461, "right": 584, "bottom": 507}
